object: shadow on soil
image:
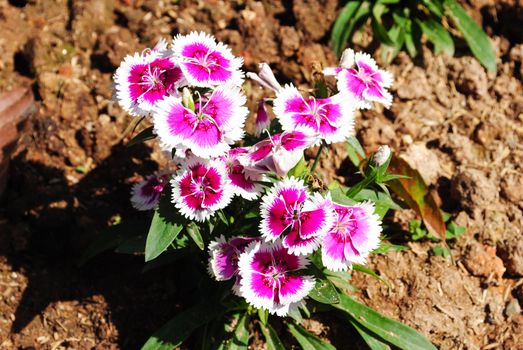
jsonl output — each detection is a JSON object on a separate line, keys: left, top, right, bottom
{"left": 1, "top": 142, "right": 181, "bottom": 348}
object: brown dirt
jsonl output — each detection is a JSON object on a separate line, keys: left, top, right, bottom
{"left": 0, "top": 0, "right": 522, "bottom": 349}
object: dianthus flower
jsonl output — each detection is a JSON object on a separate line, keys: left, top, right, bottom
{"left": 324, "top": 49, "right": 393, "bottom": 109}
{"left": 153, "top": 84, "right": 248, "bottom": 159}
{"left": 274, "top": 84, "right": 354, "bottom": 144}
{"left": 130, "top": 173, "right": 171, "bottom": 211}
{"left": 221, "top": 147, "right": 263, "bottom": 200}
{"left": 242, "top": 129, "right": 315, "bottom": 178}
{"left": 321, "top": 202, "right": 382, "bottom": 271}
{"left": 171, "top": 156, "right": 232, "bottom": 222}
{"left": 171, "top": 31, "right": 244, "bottom": 87}
{"left": 114, "top": 40, "right": 184, "bottom": 117}
{"left": 238, "top": 241, "right": 315, "bottom": 316}
{"left": 207, "top": 235, "right": 260, "bottom": 295}
{"left": 260, "top": 177, "right": 335, "bottom": 255}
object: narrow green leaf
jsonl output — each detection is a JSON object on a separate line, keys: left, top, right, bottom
{"left": 331, "top": 1, "right": 364, "bottom": 55}
{"left": 372, "top": 4, "right": 394, "bottom": 46}
{"left": 443, "top": 0, "right": 496, "bottom": 72}
{"left": 127, "top": 126, "right": 155, "bottom": 147}
{"left": 352, "top": 264, "right": 390, "bottom": 288}
{"left": 308, "top": 278, "right": 340, "bottom": 304}
{"left": 347, "top": 136, "right": 366, "bottom": 158}
{"left": 259, "top": 322, "right": 285, "bottom": 350}
{"left": 333, "top": 294, "right": 437, "bottom": 350}
{"left": 381, "top": 24, "right": 405, "bottom": 64}
{"left": 330, "top": 187, "right": 357, "bottom": 206}
{"left": 416, "top": 18, "right": 454, "bottom": 56}
{"left": 350, "top": 318, "right": 392, "bottom": 350}
{"left": 229, "top": 313, "right": 250, "bottom": 350}
{"left": 77, "top": 220, "right": 148, "bottom": 266}
{"left": 288, "top": 156, "right": 308, "bottom": 178}
{"left": 145, "top": 210, "right": 183, "bottom": 262}
{"left": 258, "top": 308, "right": 268, "bottom": 325}
{"left": 186, "top": 222, "right": 204, "bottom": 250}
{"left": 287, "top": 322, "right": 336, "bottom": 350}
{"left": 141, "top": 301, "right": 224, "bottom": 350}
{"left": 421, "top": 0, "right": 444, "bottom": 17}
{"left": 115, "top": 235, "right": 146, "bottom": 254}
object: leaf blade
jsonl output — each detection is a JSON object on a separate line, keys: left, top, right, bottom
{"left": 145, "top": 210, "right": 184, "bottom": 262}
{"left": 333, "top": 294, "right": 437, "bottom": 350}
{"left": 287, "top": 322, "right": 336, "bottom": 350}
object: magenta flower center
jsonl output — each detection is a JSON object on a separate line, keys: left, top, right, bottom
{"left": 334, "top": 208, "right": 358, "bottom": 241}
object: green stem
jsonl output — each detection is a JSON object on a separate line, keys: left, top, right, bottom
{"left": 310, "top": 142, "right": 326, "bottom": 173}
{"left": 346, "top": 173, "right": 376, "bottom": 198}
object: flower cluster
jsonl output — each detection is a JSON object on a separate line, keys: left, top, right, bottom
{"left": 119, "top": 32, "right": 391, "bottom": 316}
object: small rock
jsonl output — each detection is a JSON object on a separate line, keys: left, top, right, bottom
{"left": 501, "top": 173, "right": 523, "bottom": 204}
{"left": 400, "top": 142, "right": 440, "bottom": 185}
{"left": 451, "top": 168, "right": 498, "bottom": 214}
{"left": 498, "top": 237, "right": 523, "bottom": 277}
{"left": 505, "top": 298, "right": 521, "bottom": 318}
{"left": 463, "top": 241, "right": 506, "bottom": 279}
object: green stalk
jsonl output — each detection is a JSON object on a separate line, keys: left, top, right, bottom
{"left": 310, "top": 142, "right": 326, "bottom": 174}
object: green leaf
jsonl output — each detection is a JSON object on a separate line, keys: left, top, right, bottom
{"left": 308, "top": 278, "right": 340, "bottom": 304}
{"left": 127, "top": 126, "right": 156, "bottom": 147}
{"left": 258, "top": 308, "right": 268, "bottom": 326}
{"left": 287, "top": 322, "right": 336, "bottom": 350}
{"left": 443, "top": 0, "right": 496, "bottom": 72}
{"left": 352, "top": 264, "right": 390, "bottom": 288}
{"left": 332, "top": 1, "right": 370, "bottom": 56}
{"left": 353, "top": 189, "right": 401, "bottom": 210}
{"left": 372, "top": 4, "right": 394, "bottom": 46}
{"left": 77, "top": 220, "right": 148, "bottom": 266}
{"left": 141, "top": 301, "right": 224, "bottom": 350}
{"left": 416, "top": 18, "right": 454, "bottom": 56}
{"left": 346, "top": 135, "right": 366, "bottom": 167}
{"left": 186, "top": 222, "right": 204, "bottom": 250}
{"left": 381, "top": 24, "right": 405, "bottom": 64}
{"left": 333, "top": 294, "right": 437, "bottom": 350}
{"left": 431, "top": 245, "right": 450, "bottom": 257}
{"left": 145, "top": 210, "right": 183, "bottom": 262}
{"left": 446, "top": 222, "right": 465, "bottom": 239}
{"left": 350, "top": 318, "right": 392, "bottom": 350}
{"left": 325, "top": 270, "right": 356, "bottom": 292}
{"left": 229, "top": 313, "right": 250, "bottom": 350}
{"left": 330, "top": 187, "right": 357, "bottom": 206}
{"left": 115, "top": 235, "right": 146, "bottom": 254}
{"left": 288, "top": 156, "right": 308, "bottom": 178}
{"left": 259, "top": 322, "right": 285, "bottom": 350}
{"left": 372, "top": 242, "right": 408, "bottom": 254}
{"left": 421, "top": 0, "right": 444, "bottom": 17}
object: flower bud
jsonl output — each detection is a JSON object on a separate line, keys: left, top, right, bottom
{"left": 254, "top": 100, "right": 270, "bottom": 137}
{"left": 246, "top": 63, "right": 282, "bottom": 93}
{"left": 372, "top": 145, "right": 391, "bottom": 166}
{"left": 181, "top": 87, "right": 195, "bottom": 111}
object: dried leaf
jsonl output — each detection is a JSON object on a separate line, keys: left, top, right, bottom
{"left": 387, "top": 156, "right": 445, "bottom": 241}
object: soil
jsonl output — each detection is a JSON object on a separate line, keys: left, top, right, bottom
{"left": 0, "top": 0, "right": 522, "bottom": 349}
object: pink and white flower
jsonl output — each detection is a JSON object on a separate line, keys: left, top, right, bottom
{"left": 171, "top": 156, "right": 233, "bottom": 222}
{"left": 324, "top": 49, "right": 393, "bottom": 109}
{"left": 242, "top": 129, "right": 316, "bottom": 178}
{"left": 114, "top": 42, "right": 184, "bottom": 117}
{"left": 130, "top": 173, "right": 171, "bottom": 211}
{"left": 208, "top": 235, "right": 260, "bottom": 295}
{"left": 274, "top": 84, "right": 355, "bottom": 144}
{"left": 153, "top": 84, "right": 248, "bottom": 159}
{"left": 238, "top": 241, "right": 315, "bottom": 316}
{"left": 172, "top": 31, "right": 244, "bottom": 87}
{"left": 322, "top": 202, "right": 382, "bottom": 271}
{"left": 253, "top": 100, "right": 271, "bottom": 137}
{"left": 222, "top": 148, "right": 264, "bottom": 200}
{"left": 260, "top": 178, "right": 335, "bottom": 255}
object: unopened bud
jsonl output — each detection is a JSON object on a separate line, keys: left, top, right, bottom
{"left": 254, "top": 100, "right": 270, "bottom": 137}
{"left": 182, "top": 87, "right": 195, "bottom": 111}
{"left": 373, "top": 145, "right": 391, "bottom": 166}
{"left": 246, "top": 63, "right": 282, "bottom": 93}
